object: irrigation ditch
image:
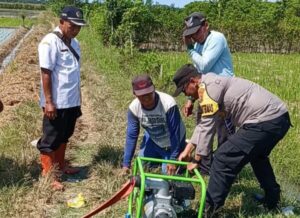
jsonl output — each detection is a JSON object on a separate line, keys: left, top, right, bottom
{"left": 0, "top": 26, "right": 30, "bottom": 73}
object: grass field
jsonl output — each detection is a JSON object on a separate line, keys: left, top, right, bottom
{"left": 76, "top": 27, "right": 300, "bottom": 217}
{"left": 0, "top": 15, "right": 37, "bottom": 27}
{"left": 0, "top": 19, "right": 299, "bottom": 217}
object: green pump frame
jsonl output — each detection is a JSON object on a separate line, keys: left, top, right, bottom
{"left": 127, "top": 157, "right": 206, "bottom": 218}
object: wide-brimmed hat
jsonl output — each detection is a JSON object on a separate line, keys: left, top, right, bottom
{"left": 183, "top": 12, "right": 206, "bottom": 37}
{"left": 132, "top": 75, "right": 155, "bottom": 96}
{"left": 60, "top": 6, "right": 86, "bottom": 26}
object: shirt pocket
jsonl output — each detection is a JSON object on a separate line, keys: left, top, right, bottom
{"left": 60, "top": 49, "right": 74, "bottom": 67}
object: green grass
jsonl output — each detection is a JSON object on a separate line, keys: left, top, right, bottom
{"left": 76, "top": 26, "right": 300, "bottom": 217}
{"left": 0, "top": 22, "right": 298, "bottom": 217}
{"left": 0, "top": 101, "right": 43, "bottom": 216}
{"left": 0, "top": 16, "right": 37, "bottom": 27}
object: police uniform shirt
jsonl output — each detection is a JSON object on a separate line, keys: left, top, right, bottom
{"left": 38, "top": 27, "right": 81, "bottom": 109}
{"left": 190, "top": 73, "right": 288, "bottom": 156}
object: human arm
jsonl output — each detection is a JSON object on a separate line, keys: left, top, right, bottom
{"left": 190, "top": 114, "right": 217, "bottom": 159}
{"left": 166, "top": 105, "right": 185, "bottom": 160}
{"left": 183, "top": 98, "right": 194, "bottom": 117}
{"left": 188, "top": 34, "right": 225, "bottom": 72}
{"left": 38, "top": 34, "right": 58, "bottom": 118}
{"left": 178, "top": 142, "right": 195, "bottom": 161}
{"left": 41, "top": 68, "right": 57, "bottom": 120}
{"left": 186, "top": 116, "right": 217, "bottom": 171}
{"left": 166, "top": 105, "right": 185, "bottom": 174}
{"left": 122, "top": 109, "right": 140, "bottom": 169}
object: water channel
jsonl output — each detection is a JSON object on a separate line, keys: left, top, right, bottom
{"left": 0, "top": 27, "right": 16, "bottom": 45}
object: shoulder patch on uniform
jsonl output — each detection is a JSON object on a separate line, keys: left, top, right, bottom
{"left": 198, "top": 83, "right": 219, "bottom": 116}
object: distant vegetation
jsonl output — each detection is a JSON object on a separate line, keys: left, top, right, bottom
{"left": 57, "top": 0, "right": 300, "bottom": 54}
{"left": 0, "top": 0, "right": 46, "bottom": 3}
{"left": 0, "top": 2, "right": 45, "bottom": 10}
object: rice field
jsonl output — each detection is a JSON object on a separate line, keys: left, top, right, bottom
{"left": 0, "top": 27, "right": 16, "bottom": 45}
{"left": 79, "top": 26, "right": 300, "bottom": 205}
{"left": 0, "top": 18, "right": 298, "bottom": 217}
{"left": 0, "top": 8, "right": 41, "bottom": 18}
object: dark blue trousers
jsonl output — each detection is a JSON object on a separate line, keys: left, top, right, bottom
{"left": 206, "top": 112, "right": 291, "bottom": 211}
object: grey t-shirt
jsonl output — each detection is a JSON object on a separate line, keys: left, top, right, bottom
{"left": 190, "top": 73, "right": 287, "bottom": 156}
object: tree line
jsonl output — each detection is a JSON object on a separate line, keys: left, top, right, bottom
{"left": 47, "top": 0, "right": 300, "bottom": 53}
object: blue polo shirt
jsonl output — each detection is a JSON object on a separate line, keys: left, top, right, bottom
{"left": 38, "top": 27, "right": 81, "bottom": 109}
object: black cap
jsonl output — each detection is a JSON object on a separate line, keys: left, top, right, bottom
{"left": 60, "top": 6, "right": 86, "bottom": 26}
{"left": 173, "top": 64, "right": 199, "bottom": 97}
{"left": 132, "top": 75, "right": 155, "bottom": 96}
{"left": 183, "top": 12, "right": 206, "bottom": 37}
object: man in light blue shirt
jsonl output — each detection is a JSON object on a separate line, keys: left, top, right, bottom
{"left": 179, "top": 12, "right": 235, "bottom": 175}
{"left": 183, "top": 12, "right": 233, "bottom": 77}
{"left": 183, "top": 12, "right": 234, "bottom": 117}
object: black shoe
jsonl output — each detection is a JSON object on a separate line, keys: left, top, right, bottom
{"left": 253, "top": 193, "right": 280, "bottom": 211}
{"left": 253, "top": 193, "right": 265, "bottom": 204}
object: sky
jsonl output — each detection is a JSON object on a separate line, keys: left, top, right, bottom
{"left": 153, "top": 0, "right": 278, "bottom": 8}
{"left": 88, "top": 1, "right": 278, "bottom": 8}
{"left": 153, "top": 0, "right": 200, "bottom": 8}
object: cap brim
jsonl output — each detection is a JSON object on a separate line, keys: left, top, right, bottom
{"left": 69, "top": 19, "right": 87, "bottom": 26}
{"left": 173, "top": 86, "right": 184, "bottom": 97}
{"left": 134, "top": 85, "right": 155, "bottom": 96}
{"left": 183, "top": 25, "right": 201, "bottom": 37}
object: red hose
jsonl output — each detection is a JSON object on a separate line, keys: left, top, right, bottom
{"left": 82, "top": 179, "right": 135, "bottom": 218}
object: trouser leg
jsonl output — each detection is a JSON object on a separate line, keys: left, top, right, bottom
{"left": 206, "top": 140, "right": 249, "bottom": 210}
{"left": 250, "top": 156, "right": 280, "bottom": 209}
{"left": 206, "top": 112, "right": 291, "bottom": 212}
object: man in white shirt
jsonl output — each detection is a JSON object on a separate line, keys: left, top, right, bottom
{"left": 37, "top": 6, "right": 86, "bottom": 190}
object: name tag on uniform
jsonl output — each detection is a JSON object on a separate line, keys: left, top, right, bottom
{"left": 198, "top": 83, "right": 219, "bottom": 116}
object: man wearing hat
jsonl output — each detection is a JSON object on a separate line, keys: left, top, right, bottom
{"left": 183, "top": 12, "right": 233, "bottom": 77}
{"left": 173, "top": 64, "right": 291, "bottom": 216}
{"left": 37, "top": 6, "right": 86, "bottom": 190}
{"left": 122, "top": 75, "right": 186, "bottom": 175}
{"left": 180, "top": 12, "right": 235, "bottom": 175}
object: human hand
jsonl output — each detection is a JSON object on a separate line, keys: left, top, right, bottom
{"left": 121, "top": 167, "right": 131, "bottom": 176}
{"left": 166, "top": 164, "right": 176, "bottom": 175}
{"left": 178, "top": 150, "right": 191, "bottom": 162}
{"left": 183, "top": 100, "right": 194, "bottom": 117}
{"left": 44, "top": 102, "right": 57, "bottom": 120}
{"left": 183, "top": 36, "right": 193, "bottom": 46}
{"left": 187, "top": 162, "right": 198, "bottom": 172}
